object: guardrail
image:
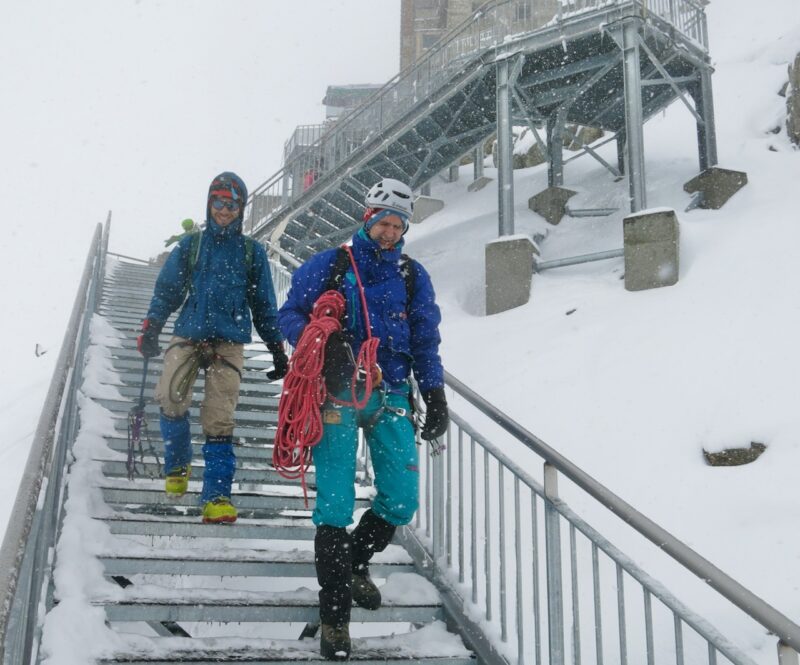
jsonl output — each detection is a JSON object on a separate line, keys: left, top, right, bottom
{"left": 267, "top": 250, "right": 800, "bottom": 664}
{"left": 0, "top": 216, "right": 110, "bottom": 663}
{"left": 244, "top": 0, "right": 709, "bottom": 244}
{"left": 404, "top": 371, "right": 800, "bottom": 665}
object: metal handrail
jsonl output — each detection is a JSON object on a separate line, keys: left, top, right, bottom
{"left": 244, "top": 0, "right": 708, "bottom": 241}
{"left": 0, "top": 220, "right": 108, "bottom": 662}
{"left": 442, "top": 370, "right": 800, "bottom": 653}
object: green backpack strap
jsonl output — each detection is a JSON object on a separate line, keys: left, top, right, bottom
{"left": 185, "top": 233, "right": 256, "bottom": 291}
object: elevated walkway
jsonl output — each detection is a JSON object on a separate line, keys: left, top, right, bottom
{"left": 246, "top": 0, "right": 715, "bottom": 263}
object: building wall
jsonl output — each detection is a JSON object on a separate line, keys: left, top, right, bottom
{"left": 400, "top": 0, "right": 484, "bottom": 71}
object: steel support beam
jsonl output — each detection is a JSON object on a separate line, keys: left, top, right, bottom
{"left": 691, "top": 66, "right": 719, "bottom": 171}
{"left": 546, "top": 108, "right": 567, "bottom": 188}
{"left": 496, "top": 57, "right": 516, "bottom": 236}
{"left": 473, "top": 144, "right": 484, "bottom": 180}
{"left": 616, "top": 20, "right": 647, "bottom": 212}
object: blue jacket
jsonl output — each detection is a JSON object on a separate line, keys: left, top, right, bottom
{"left": 278, "top": 229, "right": 444, "bottom": 392}
{"left": 146, "top": 179, "right": 282, "bottom": 345}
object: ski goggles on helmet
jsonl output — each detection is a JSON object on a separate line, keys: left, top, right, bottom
{"left": 211, "top": 198, "right": 241, "bottom": 212}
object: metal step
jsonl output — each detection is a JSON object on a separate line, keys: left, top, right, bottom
{"left": 97, "top": 514, "right": 316, "bottom": 540}
{"left": 97, "top": 594, "right": 443, "bottom": 624}
{"left": 98, "top": 459, "right": 311, "bottom": 487}
{"left": 110, "top": 385, "right": 279, "bottom": 410}
{"left": 109, "top": 356, "right": 279, "bottom": 376}
{"left": 98, "top": 551, "right": 412, "bottom": 578}
{"left": 113, "top": 371, "right": 282, "bottom": 397}
{"left": 99, "top": 486, "right": 370, "bottom": 515}
{"left": 103, "top": 436, "right": 277, "bottom": 460}
{"left": 98, "top": 399, "right": 278, "bottom": 425}
{"left": 99, "top": 627, "right": 474, "bottom": 664}
{"left": 112, "top": 418, "right": 275, "bottom": 441}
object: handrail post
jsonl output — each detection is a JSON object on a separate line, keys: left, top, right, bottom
{"left": 544, "top": 462, "right": 565, "bottom": 665}
{"left": 431, "top": 439, "right": 446, "bottom": 564}
{"left": 778, "top": 642, "right": 800, "bottom": 665}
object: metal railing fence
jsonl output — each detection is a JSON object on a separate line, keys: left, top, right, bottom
{"left": 406, "top": 371, "right": 800, "bottom": 665}
{"left": 244, "top": 0, "right": 708, "bottom": 243}
{"left": 0, "top": 216, "right": 110, "bottom": 663}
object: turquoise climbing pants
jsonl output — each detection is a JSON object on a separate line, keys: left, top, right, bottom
{"left": 311, "top": 387, "right": 419, "bottom": 528}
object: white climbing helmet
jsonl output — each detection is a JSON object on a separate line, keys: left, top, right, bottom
{"left": 365, "top": 178, "right": 414, "bottom": 217}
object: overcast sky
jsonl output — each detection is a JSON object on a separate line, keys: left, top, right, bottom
{"left": 0, "top": 1, "right": 401, "bottom": 476}
{"left": 0, "top": 0, "right": 401, "bottom": 260}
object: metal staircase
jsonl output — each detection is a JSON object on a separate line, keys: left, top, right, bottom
{"left": 69, "top": 258, "right": 474, "bottom": 664}
{"left": 245, "top": 0, "right": 716, "bottom": 263}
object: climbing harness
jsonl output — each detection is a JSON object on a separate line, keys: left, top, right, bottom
{"left": 273, "top": 245, "right": 381, "bottom": 504}
{"left": 166, "top": 339, "right": 242, "bottom": 406}
{"left": 126, "top": 357, "right": 161, "bottom": 480}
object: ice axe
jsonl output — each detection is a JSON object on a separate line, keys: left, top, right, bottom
{"left": 126, "top": 356, "right": 160, "bottom": 479}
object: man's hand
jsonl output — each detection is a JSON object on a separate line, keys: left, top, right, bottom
{"left": 421, "top": 387, "right": 449, "bottom": 440}
{"left": 323, "top": 331, "right": 355, "bottom": 394}
{"left": 137, "top": 319, "right": 163, "bottom": 358}
{"left": 266, "top": 341, "right": 289, "bottom": 381}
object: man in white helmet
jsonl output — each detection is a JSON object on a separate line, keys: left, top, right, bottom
{"left": 278, "top": 177, "right": 448, "bottom": 660}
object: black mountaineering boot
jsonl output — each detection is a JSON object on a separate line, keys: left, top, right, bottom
{"left": 350, "top": 509, "right": 396, "bottom": 611}
{"left": 315, "top": 526, "right": 352, "bottom": 660}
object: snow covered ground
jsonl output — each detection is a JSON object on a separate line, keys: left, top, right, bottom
{"left": 3, "top": 0, "right": 800, "bottom": 663}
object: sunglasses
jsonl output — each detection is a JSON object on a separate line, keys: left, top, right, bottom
{"left": 211, "top": 198, "right": 241, "bottom": 212}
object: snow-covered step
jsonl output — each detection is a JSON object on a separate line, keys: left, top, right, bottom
{"left": 97, "top": 515, "right": 316, "bottom": 540}
{"left": 103, "top": 435, "right": 277, "bottom": 461}
{"left": 98, "top": 551, "right": 413, "bottom": 578}
{"left": 99, "top": 485, "right": 370, "bottom": 515}
{"left": 96, "top": 581, "right": 443, "bottom": 624}
{"left": 98, "top": 459, "right": 310, "bottom": 487}
{"left": 112, "top": 418, "right": 275, "bottom": 442}
{"left": 98, "top": 399, "right": 279, "bottom": 425}
{"left": 111, "top": 384, "right": 280, "bottom": 409}
{"left": 113, "top": 371, "right": 283, "bottom": 397}
{"left": 98, "top": 622, "right": 473, "bottom": 664}
{"left": 109, "top": 353, "right": 277, "bottom": 374}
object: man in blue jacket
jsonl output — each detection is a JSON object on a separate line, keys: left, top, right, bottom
{"left": 278, "top": 177, "right": 448, "bottom": 660}
{"left": 137, "top": 172, "right": 288, "bottom": 524}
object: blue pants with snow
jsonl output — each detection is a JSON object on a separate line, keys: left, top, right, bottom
{"left": 311, "top": 388, "right": 419, "bottom": 528}
{"left": 160, "top": 413, "right": 236, "bottom": 503}
{"left": 161, "top": 412, "right": 192, "bottom": 474}
{"left": 201, "top": 437, "right": 236, "bottom": 503}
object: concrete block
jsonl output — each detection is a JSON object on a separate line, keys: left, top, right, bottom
{"left": 683, "top": 167, "right": 748, "bottom": 210}
{"left": 485, "top": 236, "right": 538, "bottom": 315}
{"left": 468, "top": 176, "right": 493, "bottom": 193}
{"left": 623, "top": 209, "right": 680, "bottom": 292}
{"left": 411, "top": 196, "right": 445, "bottom": 224}
{"left": 528, "top": 186, "right": 577, "bottom": 225}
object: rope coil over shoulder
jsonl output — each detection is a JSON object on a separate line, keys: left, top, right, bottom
{"left": 272, "top": 246, "right": 380, "bottom": 504}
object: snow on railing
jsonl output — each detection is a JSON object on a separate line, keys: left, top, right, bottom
{"left": 405, "top": 372, "right": 800, "bottom": 665}
{"left": 244, "top": 0, "right": 708, "bottom": 248}
{"left": 0, "top": 216, "right": 110, "bottom": 664}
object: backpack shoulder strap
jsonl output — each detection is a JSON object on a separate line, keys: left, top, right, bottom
{"left": 244, "top": 236, "right": 256, "bottom": 284}
{"left": 324, "top": 247, "right": 351, "bottom": 292}
{"left": 399, "top": 254, "right": 417, "bottom": 306}
{"left": 187, "top": 231, "right": 202, "bottom": 275}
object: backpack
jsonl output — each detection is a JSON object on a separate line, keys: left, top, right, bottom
{"left": 324, "top": 246, "right": 417, "bottom": 306}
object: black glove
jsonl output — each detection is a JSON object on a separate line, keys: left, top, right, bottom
{"left": 266, "top": 341, "right": 289, "bottom": 381}
{"left": 421, "top": 387, "right": 449, "bottom": 441}
{"left": 136, "top": 319, "right": 163, "bottom": 358}
{"left": 323, "top": 330, "right": 355, "bottom": 394}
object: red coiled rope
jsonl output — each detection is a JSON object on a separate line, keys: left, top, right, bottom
{"left": 272, "top": 246, "right": 380, "bottom": 504}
